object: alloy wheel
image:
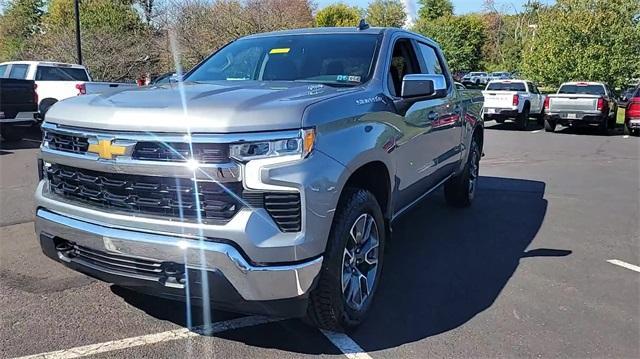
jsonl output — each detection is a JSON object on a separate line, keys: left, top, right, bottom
{"left": 341, "top": 213, "right": 380, "bottom": 310}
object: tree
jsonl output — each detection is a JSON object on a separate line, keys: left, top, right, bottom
{"left": 315, "top": 3, "right": 361, "bottom": 27}
{"left": 413, "top": 14, "right": 486, "bottom": 73}
{"left": 25, "top": 0, "right": 155, "bottom": 81}
{"left": 0, "top": 0, "right": 45, "bottom": 61}
{"left": 366, "top": 0, "right": 406, "bottom": 28}
{"left": 417, "top": 0, "right": 453, "bottom": 21}
{"left": 522, "top": 0, "right": 640, "bottom": 88}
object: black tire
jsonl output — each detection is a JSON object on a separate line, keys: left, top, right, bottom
{"left": 536, "top": 109, "right": 545, "bottom": 126}
{"left": 306, "top": 188, "right": 386, "bottom": 332}
{"left": 518, "top": 106, "right": 530, "bottom": 131}
{"left": 39, "top": 98, "right": 58, "bottom": 120}
{"left": 444, "top": 135, "right": 480, "bottom": 208}
{"left": 599, "top": 117, "right": 609, "bottom": 136}
{"left": 544, "top": 118, "right": 556, "bottom": 132}
{"left": 0, "top": 126, "right": 26, "bottom": 142}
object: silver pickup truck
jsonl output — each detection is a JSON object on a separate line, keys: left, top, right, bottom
{"left": 35, "top": 26, "right": 483, "bottom": 331}
{"left": 544, "top": 82, "right": 618, "bottom": 134}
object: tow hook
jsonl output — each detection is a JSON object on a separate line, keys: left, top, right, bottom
{"left": 55, "top": 241, "right": 75, "bottom": 262}
{"left": 161, "top": 263, "right": 186, "bottom": 289}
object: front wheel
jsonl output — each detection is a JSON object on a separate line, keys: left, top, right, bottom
{"left": 306, "top": 188, "right": 385, "bottom": 332}
{"left": 444, "top": 135, "right": 480, "bottom": 208}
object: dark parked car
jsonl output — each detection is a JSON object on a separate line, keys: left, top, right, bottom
{"left": 0, "top": 78, "right": 38, "bottom": 141}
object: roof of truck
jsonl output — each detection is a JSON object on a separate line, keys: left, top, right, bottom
{"left": 243, "top": 27, "right": 391, "bottom": 39}
{"left": 0, "top": 61, "right": 86, "bottom": 69}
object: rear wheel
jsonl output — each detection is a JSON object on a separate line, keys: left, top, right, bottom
{"left": 0, "top": 126, "right": 26, "bottom": 142}
{"left": 536, "top": 109, "right": 545, "bottom": 126}
{"left": 518, "top": 106, "right": 530, "bottom": 131}
{"left": 599, "top": 117, "right": 609, "bottom": 136}
{"left": 544, "top": 118, "right": 556, "bottom": 132}
{"left": 444, "top": 135, "right": 480, "bottom": 208}
{"left": 306, "top": 188, "right": 385, "bottom": 332}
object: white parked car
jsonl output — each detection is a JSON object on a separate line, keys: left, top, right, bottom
{"left": 462, "top": 72, "right": 490, "bottom": 86}
{"left": 482, "top": 80, "right": 546, "bottom": 130}
{"left": 489, "top": 71, "right": 513, "bottom": 81}
{"left": 0, "top": 61, "right": 136, "bottom": 118}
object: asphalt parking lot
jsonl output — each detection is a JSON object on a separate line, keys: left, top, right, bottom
{"left": 1, "top": 123, "right": 638, "bottom": 358}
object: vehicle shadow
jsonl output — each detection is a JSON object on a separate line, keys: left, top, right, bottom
{"left": 0, "top": 126, "right": 42, "bottom": 155}
{"left": 554, "top": 123, "right": 626, "bottom": 136}
{"left": 112, "top": 176, "right": 570, "bottom": 354}
{"left": 485, "top": 120, "right": 544, "bottom": 131}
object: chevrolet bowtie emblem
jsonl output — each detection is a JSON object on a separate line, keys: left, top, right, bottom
{"left": 87, "top": 140, "right": 127, "bottom": 159}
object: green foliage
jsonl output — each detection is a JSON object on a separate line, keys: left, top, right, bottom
{"left": 45, "top": 0, "right": 143, "bottom": 32}
{"left": 315, "top": 3, "right": 361, "bottom": 27}
{"left": 417, "top": 0, "right": 453, "bottom": 21}
{"left": 0, "top": 0, "right": 45, "bottom": 61}
{"left": 413, "top": 14, "right": 486, "bottom": 73}
{"left": 522, "top": 0, "right": 640, "bottom": 88}
{"left": 366, "top": 0, "right": 406, "bottom": 28}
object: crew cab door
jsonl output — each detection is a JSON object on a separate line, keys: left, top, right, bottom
{"left": 527, "top": 82, "right": 543, "bottom": 113}
{"left": 386, "top": 37, "right": 462, "bottom": 212}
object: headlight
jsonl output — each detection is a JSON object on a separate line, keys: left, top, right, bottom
{"left": 230, "top": 128, "right": 315, "bottom": 162}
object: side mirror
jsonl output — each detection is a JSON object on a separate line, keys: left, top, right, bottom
{"left": 400, "top": 74, "right": 447, "bottom": 99}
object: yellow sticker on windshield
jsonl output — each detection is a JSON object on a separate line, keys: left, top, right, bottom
{"left": 269, "top": 48, "right": 290, "bottom": 54}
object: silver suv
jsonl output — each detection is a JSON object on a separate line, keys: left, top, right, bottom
{"left": 35, "top": 27, "right": 484, "bottom": 331}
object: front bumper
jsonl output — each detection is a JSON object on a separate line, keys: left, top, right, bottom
{"left": 35, "top": 208, "right": 322, "bottom": 312}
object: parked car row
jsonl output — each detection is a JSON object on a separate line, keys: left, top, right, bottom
{"left": 481, "top": 79, "right": 635, "bottom": 136}
{"left": 462, "top": 71, "right": 514, "bottom": 86}
{"left": 0, "top": 61, "right": 136, "bottom": 120}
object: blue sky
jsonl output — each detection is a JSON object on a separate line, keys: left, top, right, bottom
{"left": 316, "top": 0, "right": 556, "bottom": 15}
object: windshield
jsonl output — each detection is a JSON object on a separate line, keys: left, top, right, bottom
{"left": 187, "top": 34, "right": 379, "bottom": 86}
{"left": 558, "top": 84, "right": 605, "bottom": 96}
{"left": 487, "top": 82, "right": 526, "bottom": 91}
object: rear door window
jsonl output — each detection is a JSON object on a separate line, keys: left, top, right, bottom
{"left": 8, "top": 64, "right": 29, "bottom": 79}
{"left": 36, "top": 66, "right": 89, "bottom": 81}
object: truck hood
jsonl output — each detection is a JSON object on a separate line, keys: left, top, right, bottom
{"left": 45, "top": 81, "right": 357, "bottom": 133}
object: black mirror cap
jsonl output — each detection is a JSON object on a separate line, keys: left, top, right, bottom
{"left": 400, "top": 74, "right": 448, "bottom": 99}
{"left": 402, "top": 79, "right": 435, "bottom": 98}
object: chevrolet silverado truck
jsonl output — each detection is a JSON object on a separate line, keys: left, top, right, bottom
{"left": 35, "top": 26, "right": 484, "bottom": 331}
{"left": 482, "top": 80, "right": 546, "bottom": 130}
{"left": 0, "top": 78, "right": 38, "bottom": 141}
{"left": 544, "top": 82, "right": 618, "bottom": 134}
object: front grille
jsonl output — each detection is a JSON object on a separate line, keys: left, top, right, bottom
{"left": 45, "top": 132, "right": 89, "bottom": 154}
{"left": 72, "top": 243, "right": 164, "bottom": 278}
{"left": 47, "top": 164, "right": 242, "bottom": 222}
{"left": 264, "top": 193, "right": 302, "bottom": 232}
{"left": 132, "top": 142, "right": 229, "bottom": 163}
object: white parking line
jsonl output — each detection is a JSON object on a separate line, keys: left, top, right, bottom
{"left": 530, "top": 130, "right": 542, "bottom": 133}
{"left": 607, "top": 259, "right": 640, "bottom": 273}
{"left": 13, "top": 316, "right": 282, "bottom": 359}
{"left": 320, "top": 329, "right": 373, "bottom": 359}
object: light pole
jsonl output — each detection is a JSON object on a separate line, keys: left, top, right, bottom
{"left": 74, "top": 0, "right": 82, "bottom": 65}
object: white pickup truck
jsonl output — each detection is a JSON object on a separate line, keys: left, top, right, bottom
{"left": 543, "top": 82, "right": 618, "bottom": 134}
{"left": 482, "top": 80, "right": 546, "bottom": 130}
{"left": 0, "top": 61, "right": 136, "bottom": 118}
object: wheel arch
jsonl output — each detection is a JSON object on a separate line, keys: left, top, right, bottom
{"left": 340, "top": 161, "right": 392, "bottom": 221}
